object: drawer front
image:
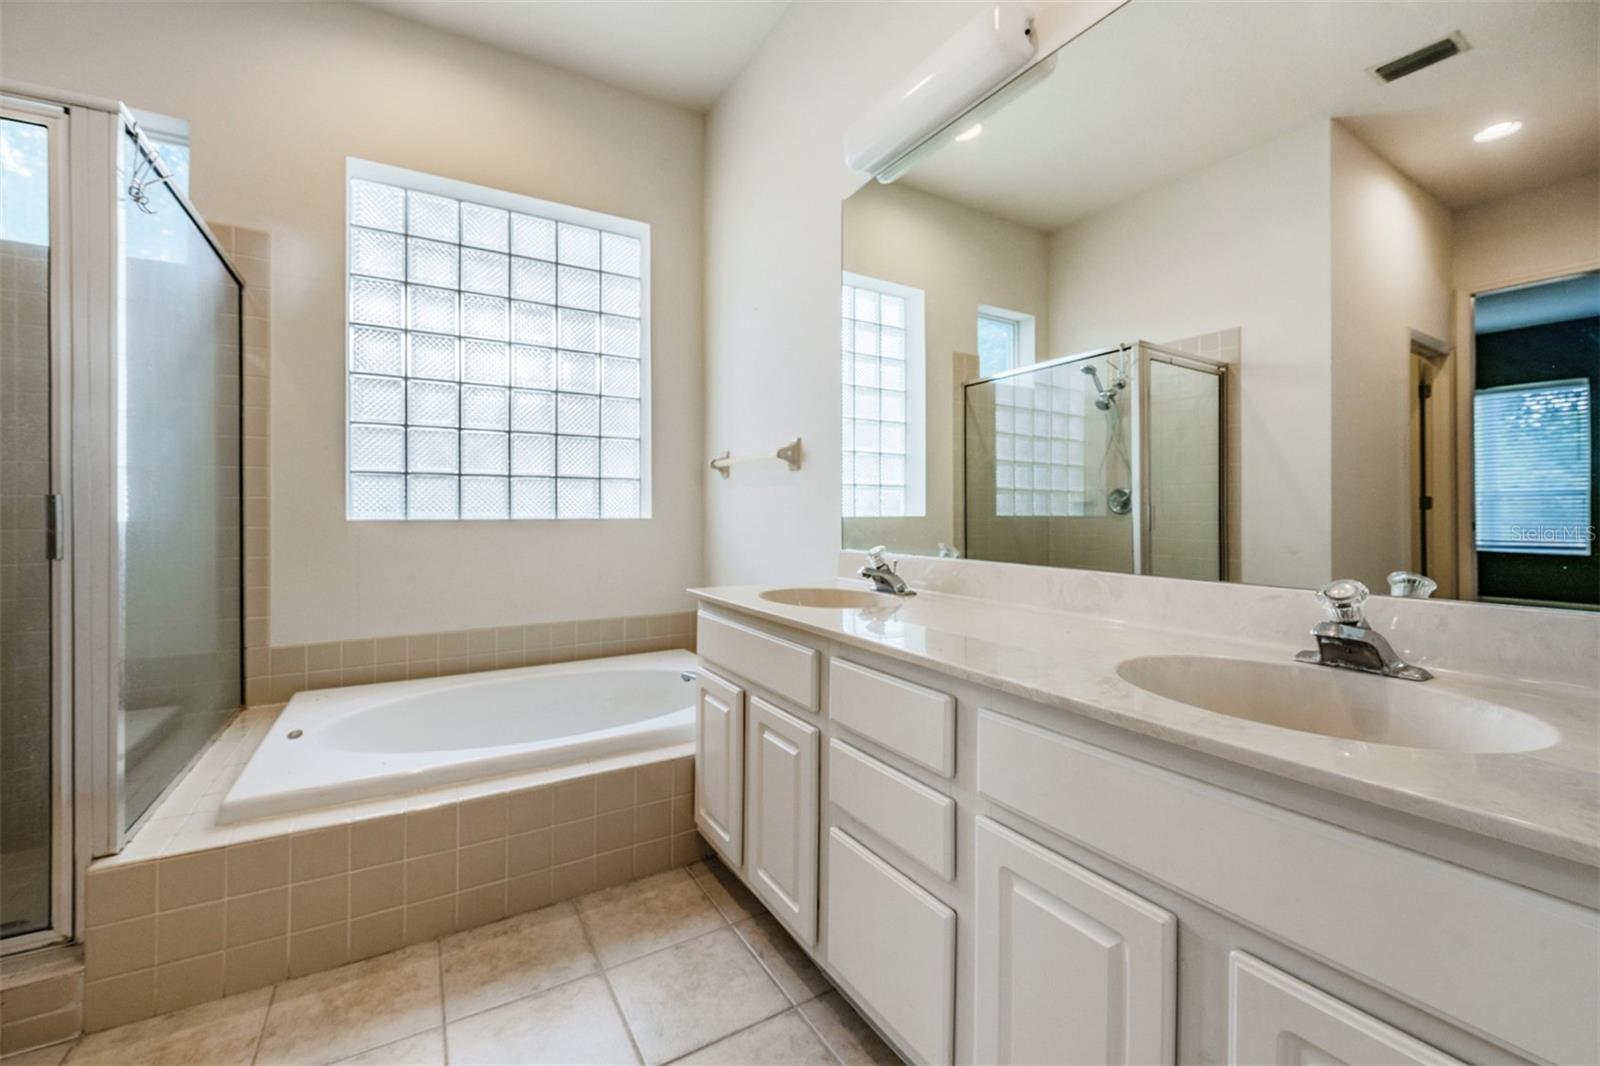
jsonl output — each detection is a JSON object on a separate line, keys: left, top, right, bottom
{"left": 976, "top": 709, "right": 1599, "bottom": 1066}
{"left": 698, "top": 611, "right": 818, "bottom": 711}
{"left": 829, "top": 739, "right": 955, "bottom": 880}
{"left": 1228, "top": 953, "right": 1461, "bottom": 1066}
{"left": 829, "top": 658, "right": 955, "bottom": 777}
{"left": 826, "top": 828, "right": 956, "bottom": 1065}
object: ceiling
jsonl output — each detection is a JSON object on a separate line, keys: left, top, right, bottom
{"left": 363, "top": 0, "right": 791, "bottom": 111}
{"left": 900, "top": 0, "right": 1600, "bottom": 230}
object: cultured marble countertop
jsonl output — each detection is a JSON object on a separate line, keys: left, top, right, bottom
{"left": 690, "top": 581, "right": 1600, "bottom": 868}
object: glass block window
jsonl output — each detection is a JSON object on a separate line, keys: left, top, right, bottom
{"left": 1474, "top": 378, "right": 1592, "bottom": 554}
{"left": 841, "top": 273, "right": 926, "bottom": 518}
{"left": 345, "top": 160, "right": 649, "bottom": 520}
{"left": 992, "top": 370, "right": 1088, "bottom": 517}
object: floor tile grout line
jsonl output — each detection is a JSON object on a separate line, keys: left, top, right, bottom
{"left": 658, "top": 1003, "right": 814, "bottom": 1066}
{"left": 574, "top": 901, "right": 648, "bottom": 1066}
{"left": 248, "top": 981, "right": 278, "bottom": 1066}
{"left": 435, "top": 939, "right": 451, "bottom": 1066}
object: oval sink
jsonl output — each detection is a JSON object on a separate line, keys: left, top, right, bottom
{"left": 759, "top": 587, "right": 894, "bottom": 610}
{"left": 1117, "top": 655, "right": 1558, "bottom": 754}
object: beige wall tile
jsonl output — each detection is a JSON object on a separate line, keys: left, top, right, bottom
{"left": 672, "top": 756, "right": 694, "bottom": 796}
{"left": 340, "top": 639, "right": 375, "bottom": 667}
{"left": 404, "top": 897, "right": 455, "bottom": 945}
{"left": 404, "top": 852, "right": 456, "bottom": 904}
{"left": 634, "top": 840, "right": 673, "bottom": 879}
{"left": 226, "top": 888, "right": 288, "bottom": 948}
{"left": 635, "top": 801, "right": 672, "bottom": 843}
{"left": 224, "top": 937, "right": 287, "bottom": 995}
{"left": 456, "top": 883, "right": 507, "bottom": 930}
{"left": 594, "top": 848, "right": 633, "bottom": 890}
{"left": 595, "top": 810, "right": 632, "bottom": 854}
{"left": 83, "top": 972, "right": 155, "bottom": 1032}
{"left": 375, "top": 637, "right": 408, "bottom": 665}
{"left": 290, "top": 874, "right": 349, "bottom": 931}
{"left": 86, "top": 917, "right": 155, "bottom": 980}
{"left": 350, "top": 862, "right": 404, "bottom": 918}
{"left": 507, "top": 787, "right": 552, "bottom": 833}
{"left": 458, "top": 795, "right": 507, "bottom": 845}
{"left": 507, "top": 829, "right": 553, "bottom": 877}
{"left": 437, "top": 631, "right": 470, "bottom": 658}
{"left": 549, "top": 859, "right": 595, "bottom": 903}
{"left": 342, "top": 665, "right": 376, "bottom": 686}
{"left": 594, "top": 769, "right": 635, "bottom": 813}
{"left": 458, "top": 841, "right": 507, "bottom": 890}
{"left": 270, "top": 646, "right": 307, "bottom": 675}
{"left": 290, "top": 826, "right": 350, "bottom": 881}
{"left": 506, "top": 872, "right": 552, "bottom": 916}
{"left": 154, "top": 952, "right": 226, "bottom": 1015}
{"left": 350, "top": 908, "right": 405, "bottom": 961}
{"left": 306, "top": 642, "right": 341, "bottom": 672}
{"left": 672, "top": 832, "right": 711, "bottom": 867}
{"left": 636, "top": 762, "right": 672, "bottom": 805}
{"left": 288, "top": 923, "right": 349, "bottom": 978}
{"left": 0, "top": 1003, "right": 79, "bottom": 1056}
{"left": 157, "top": 850, "right": 226, "bottom": 911}
{"left": 552, "top": 779, "right": 595, "bottom": 824}
{"left": 407, "top": 634, "right": 438, "bottom": 661}
{"left": 0, "top": 970, "right": 79, "bottom": 1021}
{"left": 553, "top": 819, "right": 595, "bottom": 866}
{"left": 226, "top": 838, "right": 288, "bottom": 895}
{"left": 405, "top": 805, "right": 457, "bottom": 857}
{"left": 350, "top": 814, "right": 404, "bottom": 869}
{"left": 156, "top": 902, "right": 226, "bottom": 963}
{"left": 87, "top": 863, "right": 156, "bottom": 927}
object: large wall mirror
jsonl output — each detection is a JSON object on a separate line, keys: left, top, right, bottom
{"left": 840, "top": 0, "right": 1598, "bottom": 611}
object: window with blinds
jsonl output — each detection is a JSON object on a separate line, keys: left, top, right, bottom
{"left": 344, "top": 160, "right": 649, "bottom": 521}
{"left": 1473, "top": 378, "right": 1592, "bottom": 554}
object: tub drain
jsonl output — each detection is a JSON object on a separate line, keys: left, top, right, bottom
{"left": 287, "top": 729, "right": 303, "bottom": 739}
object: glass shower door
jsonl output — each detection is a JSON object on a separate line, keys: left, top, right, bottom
{"left": 0, "top": 113, "right": 57, "bottom": 943}
{"left": 119, "top": 131, "right": 243, "bottom": 830}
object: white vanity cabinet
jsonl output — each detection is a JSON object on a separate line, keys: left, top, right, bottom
{"left": 973, "top": 817, "right": 1177, "bottom": 1065}
{"left": 745, "top": 695, "right": 820, "bottom": 946}
{"left": 693, "top": 669, "right": 745, "bottom": 866}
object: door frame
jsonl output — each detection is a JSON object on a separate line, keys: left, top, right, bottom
{"left": 1453, "top": 259, "right": 1600, "bottom": 602}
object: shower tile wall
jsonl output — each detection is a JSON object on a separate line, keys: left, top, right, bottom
{"left": 1, "top": 238, "right": 52, "bottom": 940}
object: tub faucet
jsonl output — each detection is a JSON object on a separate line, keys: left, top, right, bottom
{"left": 859, "top": 546, "right": 914, "bottom": 596}
{"left": 1294, "top": 579, "right": 1431, "bottom": 681}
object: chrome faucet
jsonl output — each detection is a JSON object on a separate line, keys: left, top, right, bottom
{"left": 1294, "top": 580, "right": 1431, "bottom": 681}
{"left": 859, "top": 546, "right": 914, "bottom": 596}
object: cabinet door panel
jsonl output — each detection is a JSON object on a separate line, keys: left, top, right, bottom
{"left": 694, "top": 669, "right": 745, "bottom": 866}
{"left": 975, "top": 817, "right": 1176, "bottom": 1066}
{"left": 1228, "top": 953, "right": 1462, "bottom": 1066}
{"left": 746, "top": 696, "right": 819, "bottom": 945}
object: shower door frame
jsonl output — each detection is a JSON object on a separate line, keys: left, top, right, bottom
{"left": 1133, "top": 342, "right": 1229, "bottom": 581}
{"left": 0, "top": 95, "right": 76, "bottom": 954}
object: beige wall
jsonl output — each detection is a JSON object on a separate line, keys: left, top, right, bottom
{"left": 1454, "top": 173, "right": 1600, "bottom": 294}
{"left": 1, "top": 1, "right": 705, "bottom": 644}
{"left": 1328, "top": 123, "right": 1454, "bottom": 591}
{"left": 1046, "top": 121, "right": 1334, "bottom": 589}
{"left": 841, "top": 181, "right": 1049, "bottom": 556}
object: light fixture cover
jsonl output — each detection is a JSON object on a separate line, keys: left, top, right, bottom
{"left": 843, "top": 4, "right": 1035, "bottom": 178}
{"left": 1473, "top": 120, "right": 1523, "bottom": 143}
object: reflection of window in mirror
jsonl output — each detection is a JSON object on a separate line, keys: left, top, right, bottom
{"left": 842, "top": 272, "right": 926, "bottom": 518}
{"left": 976, "top": 305, "right": 1035, "bottom": 377}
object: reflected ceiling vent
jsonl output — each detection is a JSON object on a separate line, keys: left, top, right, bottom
{"left": 1369, "top": 32, "right": 1470, "bottom": 83}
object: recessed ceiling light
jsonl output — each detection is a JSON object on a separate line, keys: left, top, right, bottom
{"left": 954, "top": 123, "right": 983, "bottom": 143}
{"left": 1473, "top": 120, "right": 1523, "bottom": 143}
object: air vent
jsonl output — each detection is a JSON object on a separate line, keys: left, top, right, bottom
{"left": 1370, "top": 32, "right": 1470, "bottom": 83}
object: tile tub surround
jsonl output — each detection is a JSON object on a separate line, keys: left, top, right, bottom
{"left": 248, "top": 611, "right": 699, "bottom": 706}
{"left": 52, "top": 864, "right": 897, "bottom": 1066}
{"left": 704, "top": 577, "right": 1600, "bottom": 869}
{"left": 80, "top": 750, "right": 708, "bottom": 1033}
{"left": 0, "top": 954, "right": 83, "bottom": 1058}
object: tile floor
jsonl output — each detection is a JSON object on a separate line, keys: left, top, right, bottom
{"left": 7, "top": 863, "right": 902, "bottom": 1066}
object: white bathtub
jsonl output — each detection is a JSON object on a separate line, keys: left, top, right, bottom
{"left": 219, "top": 650, "right": 697, "bottom": 823}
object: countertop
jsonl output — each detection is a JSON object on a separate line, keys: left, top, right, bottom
{"left": 690, "top": 581, "right": 1600, "bottom": 869}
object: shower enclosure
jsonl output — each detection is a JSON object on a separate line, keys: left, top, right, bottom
{"left": 964, "top": 341, "right": 1226, "bottom": 579}
{"left": 0, "top": 87, "right": 242, "bottom": 953}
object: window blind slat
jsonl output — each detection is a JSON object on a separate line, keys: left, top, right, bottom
{"left": 1473, "top": 379, "right": 1591, "bottom": 554}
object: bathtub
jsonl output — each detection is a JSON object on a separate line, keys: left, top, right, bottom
{"left": 219, "top": 650, "right": 697, "bottom": 823}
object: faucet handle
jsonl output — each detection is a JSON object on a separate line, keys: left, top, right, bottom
{"left": 1387, "top": 570, "right": 1437, "bottom": 599}
{"left": 1315, "top": 579, "right": 1369, "bottom": 624}
{"left": 864, "top": 545, "right": 890, "bottom": 569}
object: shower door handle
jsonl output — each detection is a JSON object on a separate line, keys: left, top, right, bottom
{"left": 44, "top": 494, "right": 63, "bottom": 561}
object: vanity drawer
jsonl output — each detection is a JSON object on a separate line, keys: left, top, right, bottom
{"left": 829, "top": 739, "right": 955, "bottom": 880}
{"left": 826, "top": 828, "right": 956, "bottom": 1065}
{"left": 975, "top": 709, "right": 1599, "bottom": 1066}
{"left": 828, "top": 658, "right": 955, "bottom": 777}
{"left": 698, "top": 610, "right": 818, "bottom": 711}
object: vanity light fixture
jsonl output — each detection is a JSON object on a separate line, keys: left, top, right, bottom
{"left": 1473, "top": 120, "right": 1523, "bottom": 143}
{"left": 844, "top": 3, "right": 1035, "bottom": 179}
{"left": 955, "top": 123, "right": 984, "bottom": 143}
